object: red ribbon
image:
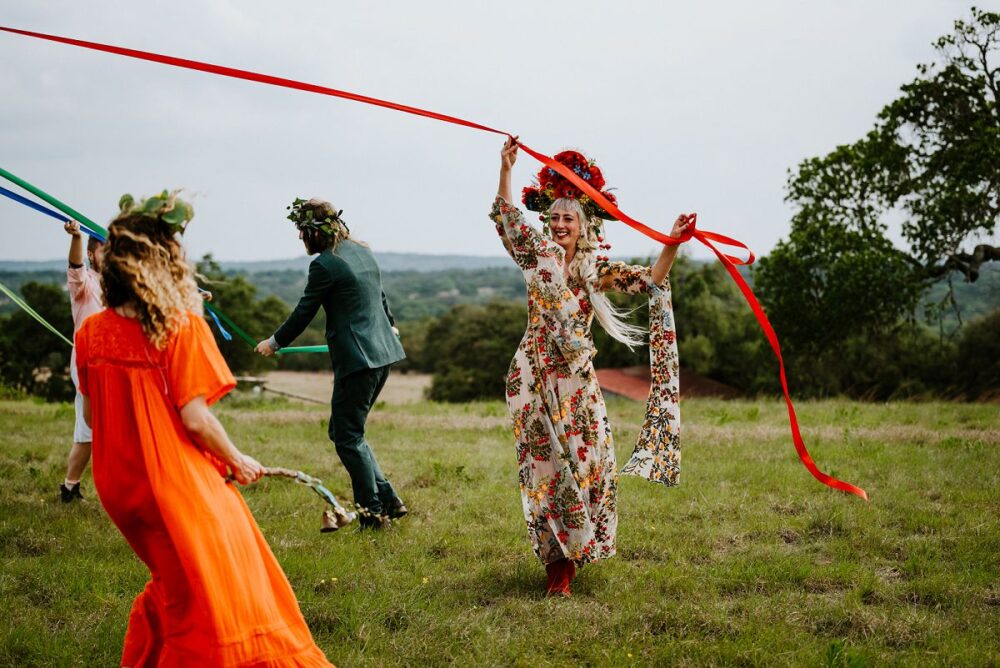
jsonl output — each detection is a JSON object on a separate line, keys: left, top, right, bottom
{"left": 0, "top": 25, "right": 867, "bottom": 501}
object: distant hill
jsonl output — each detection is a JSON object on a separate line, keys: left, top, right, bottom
{"left": 0, "top": 252, "right": 515, "bottom": 274}
{"left": 3, "top": 256, "right": 997, "bottom": 327}
{"left": 3, "top": 251, "right": 678, "bottom": 274}
{"left": 221, "top": 252, "right": 516, "bottom": 273}
{"left": 0, "top": 260, "right": 67, "bottom": 272}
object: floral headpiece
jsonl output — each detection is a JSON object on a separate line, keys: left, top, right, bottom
{"left": 286, "top": 197, "right": 349, "bottom": 237}
{"left": 521, "top": 150, "right": 618, "bottom": 222}
{"left": 521, "top": 150, "right": 616, "bottom": 259}
{"left": 118, "top": 190, "right": 193, "bottom": 235}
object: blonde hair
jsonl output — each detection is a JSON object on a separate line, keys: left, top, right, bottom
{"left": 549, "top": 198, "right": 647, "bottom": 349}
{"left": 101, "top": 211, "right": 202, "bottom": 349}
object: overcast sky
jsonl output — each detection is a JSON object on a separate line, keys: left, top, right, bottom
{"left": 0, "top": 1, "right": 976, "bottom": 263}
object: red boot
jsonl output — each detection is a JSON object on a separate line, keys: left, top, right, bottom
{"left": 545, "top": 559, "right": 572, "bottom": 597}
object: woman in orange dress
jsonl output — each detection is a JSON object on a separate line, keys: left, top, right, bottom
{"left": 75, "top": 191, "right": 333, "bottom": 667}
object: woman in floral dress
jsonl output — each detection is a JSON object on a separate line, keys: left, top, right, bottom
{"left": 491, "top": 137, "right": 692, "bottom": 596}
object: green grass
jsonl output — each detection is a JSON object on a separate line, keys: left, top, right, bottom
{"left": 1, "top": 395, "right": 998, "bottom": 667}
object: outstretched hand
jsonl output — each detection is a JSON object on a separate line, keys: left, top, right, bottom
{"left": 255, "top": 339, "right": 275, "bottom": 357}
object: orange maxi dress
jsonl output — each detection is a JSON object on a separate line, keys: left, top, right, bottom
{"left": 75, "top": 310, "right": 332, "bottom": 668}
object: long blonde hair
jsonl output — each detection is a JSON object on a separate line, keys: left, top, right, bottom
{"left": 101, "top": 211, "right": 202, "bottom": 349}
{"left": 549, "top": 198, "right": 647, "bottom": 349}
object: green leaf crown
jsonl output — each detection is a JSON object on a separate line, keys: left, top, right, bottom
{"left": 286, "top": 197, "right": 348, "bottom": 237}
{"left": 117, "top": 190, "right": 194, "bottom": 235}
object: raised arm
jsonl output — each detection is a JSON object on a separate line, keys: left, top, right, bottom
{"left": 65, "top": 220, "right": 85, "bottom": 267}
{"left": 598, "top": 214, "right": 695, "bottom": 293}
{"left": 493, "top": 136, "right": 521, "bottom": 258}
{"left": 650, "top": 214, "right": 695, "bottom": 285}
{"left": 497, "top": 135, "right": 518, "bottom": 203}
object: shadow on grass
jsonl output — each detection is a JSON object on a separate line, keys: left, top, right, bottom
{"left": 468, "top": 561, "right": 547, "bottom": 604}
{"left": 465, "top": 558, "right": 612, "bottom": 604}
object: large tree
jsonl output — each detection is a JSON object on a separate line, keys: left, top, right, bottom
{"left": 757, "top": 8, "right": 999, "bottom": 346}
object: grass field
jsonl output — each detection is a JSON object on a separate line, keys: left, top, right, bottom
{"left": 0, "top": 386, "right": 998, "bottom": 667}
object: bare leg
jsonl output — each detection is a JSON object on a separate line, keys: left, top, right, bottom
{"left": 65, "top": 442, "right": 92, "bottom": 483}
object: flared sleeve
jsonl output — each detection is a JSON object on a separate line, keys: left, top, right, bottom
{"left": 620, "top": 279, "right": 682, "bottom": 486}
{"left": 597, "top": 260, "right": 666, "bottom": 295}
{"left": 490, "top": 196, "right": 555, "bottom": 271}
{"left": 167, "top": 312, "right": 237, "bottom": 410}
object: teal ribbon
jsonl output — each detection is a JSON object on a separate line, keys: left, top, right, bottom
{"left": 0, "top": 280, "right": 74, "bottom": 346}
{"left": 278, "top": 345, "right": 328, "bottom": 355}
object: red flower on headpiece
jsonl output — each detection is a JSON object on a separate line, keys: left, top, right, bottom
{"left": 588, "top": 165, "right": 606, "bottom": 191}
{"left": 522, "top": 149, "right": 618, "bottom": 220}
{"left": 555, "top": 183, "right": 580, "bottom": 199}
{"left": 538, "top": 167, "right": 557, "bottom": 190}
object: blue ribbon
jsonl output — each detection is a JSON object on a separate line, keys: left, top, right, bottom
{"left": 0, "top": 184, "right": 105, "bottom": 242}
{"left": 2, "top": 188, "right": 235, "bottom": 342}
{"left": 1, "top": 178, "right": 322, "bottom": 353}
{"left": 199, "top": 289, "right": 233, "bottom": 341}
{"left": 207, "top": 309, "right": 233, "bottom": 341}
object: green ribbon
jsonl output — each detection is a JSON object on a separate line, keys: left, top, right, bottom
{"left": 1, "top": 166, "right": 328, "bottom": 357}
{"left": 0, "top": 280, "right": 74, "bottom": 347}
{"left": 0, "top": 167, "right": 107, "bottom": 238}
{"left": 203, "top": 301, "right": 256, "bottom": 347}
{"left": 277, "top": 345, "right": 328, "bottom": 355}
{"left": 204, "top": 303, "right": 328, "bottom": 356}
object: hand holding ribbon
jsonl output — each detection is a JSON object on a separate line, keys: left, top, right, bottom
{"left": 517, "top": 141, "right": 866, "bottom": 500}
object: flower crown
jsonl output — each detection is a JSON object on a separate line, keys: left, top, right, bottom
{"left": 117, "top": 190, "right": 193, "bottom": 235}
{"left": 521, "top": 150, "right": 618, "bottom": 221}
{"left": 521, "top": 150, "right": 616, "bottom": 259}
{"left": 286, "top": 197, "right": 349, "bottom": 237}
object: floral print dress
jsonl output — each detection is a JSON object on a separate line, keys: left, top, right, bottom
{"left": 491, "top": 196, "right": 681, "bottom": 567}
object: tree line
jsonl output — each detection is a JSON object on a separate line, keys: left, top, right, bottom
{"left": 1, "top": 9, "right": 996, "bottom": 403}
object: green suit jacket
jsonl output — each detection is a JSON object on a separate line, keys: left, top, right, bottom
{"left": 273, "top": 240, "right": 405, "bottom": 378}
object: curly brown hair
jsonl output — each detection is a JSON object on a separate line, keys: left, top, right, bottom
{"left": 101, "top": 211, "right": 202, "bottom": 349}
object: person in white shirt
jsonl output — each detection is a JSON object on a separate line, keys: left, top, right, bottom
{"left": 61, "top": 220, "right": 104, "bottom": 502}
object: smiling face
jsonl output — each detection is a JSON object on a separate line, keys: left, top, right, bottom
{"left": 548, "top": 201, "right": 582, "bottom": 252}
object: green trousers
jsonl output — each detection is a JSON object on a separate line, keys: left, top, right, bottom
{"left": 328, "top": 364, "right": 399, "bottom": 516}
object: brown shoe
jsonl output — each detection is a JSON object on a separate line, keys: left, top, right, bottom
{"left": 386, "top": 499, "right": 408, "bottom": 520}
{"left": 320, "top": 507, "right": 357, "bottom": 533}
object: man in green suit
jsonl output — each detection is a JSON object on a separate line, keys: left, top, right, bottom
{"left": 256, "top": 198, "right": 407, "bottom": 529}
